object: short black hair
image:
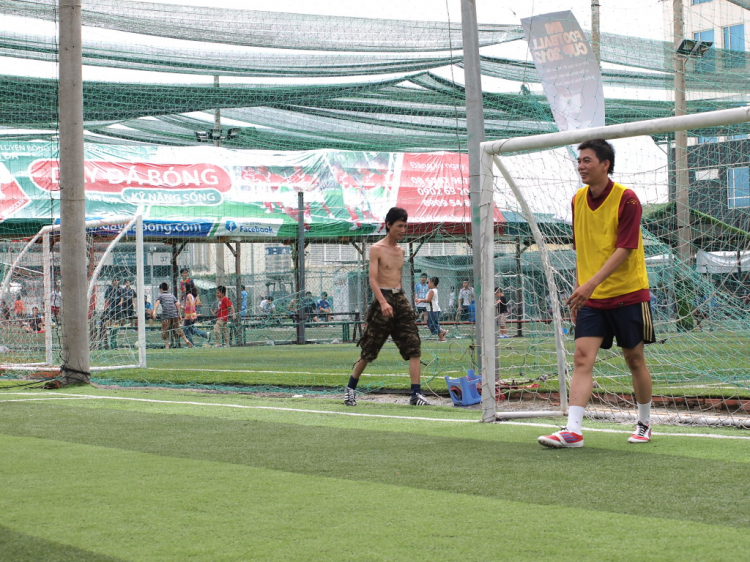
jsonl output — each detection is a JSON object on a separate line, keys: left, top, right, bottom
{"left": 159, "top": 282, "right": 169, "bottom": 291}
{"left": 430, "top": 277, "right": 439, "bottom": 286}
{"left": 384, "top": 207, "right": 408, "bottom": 232}
{"left": 577, "top": 138, "right": 615, "bottom": 174}
{"left": 180, "top": 267, "right": 189, "bottom": 274}
{"left": 420, "top": 273, "right": 427, "bottom": 278}
{"left": 217, "top": 285, "right": 226, "bottom": 296}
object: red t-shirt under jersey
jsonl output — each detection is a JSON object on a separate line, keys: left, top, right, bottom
{"left": 572, "top": 179, "right": 650, "bottom": 308}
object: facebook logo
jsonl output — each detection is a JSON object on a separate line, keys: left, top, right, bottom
{"left": 225, "top": 220, "right": 237, "bottom": 232}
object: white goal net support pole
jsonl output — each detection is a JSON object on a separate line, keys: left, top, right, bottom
{"left": 480, "top": 106, "right": 750, "bottom": 422}
{"left": 0, "top": 215, "right": 146, "bottom": 372}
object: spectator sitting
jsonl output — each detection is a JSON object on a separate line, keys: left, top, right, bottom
{"left": 23, "top": 306, "right": 44, "bottom": 333}
{"left": 14, "top": 294, "right": 25, "bottom": 319}
{"left": 302, "top": 291, "right": 318, "bottom": 322}
{"left": 317, "top": 292, "right": 332, "bottom": 322}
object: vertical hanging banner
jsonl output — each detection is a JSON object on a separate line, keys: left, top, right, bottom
{"left": 521, "top": 11, "right": 605, "bottom": 131}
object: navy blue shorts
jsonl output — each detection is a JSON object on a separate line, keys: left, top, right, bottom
{"left": 575, "top": 301, "right": 656, "bottom": 350}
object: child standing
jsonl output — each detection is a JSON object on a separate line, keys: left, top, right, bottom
{"left": 416, "top": 277, "right": 447, "bottom": 342}
{"left": 213, "top": 285, "right": 235, "bottom": 347}
{"left": 152, "top": 282, "right": 192, "bottom": 349}
{"left": 183, "top": 286, "right": 210, "bottom": 345}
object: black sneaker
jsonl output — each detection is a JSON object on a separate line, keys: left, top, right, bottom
{"left": 344, "top": 386, "right": 357, "bottom": 406}
{"left": 409, "top": 392, "right": 431, "bottom": 406}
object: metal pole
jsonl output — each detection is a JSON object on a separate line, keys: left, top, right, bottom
{"left": 591, "top": 0, "right": 601, "bottom": 65}
{"left": 408, "top": 242, "right": 415, "bottom": 308}
{"left": 58, "top": 0, "right": 90, "bottom": 384}
{"left": 297, "top": 191, "right": 306, "bottom": 344}
{"left": 515, "top": 240, "right": 524, "bottom": 338}
{"left": 674, "top": 0, "right": 694, "bottom": 331}
{"left": 214, "top": 76, "right": 222, "bottom": 149}
{"left": 214, "top": 76, "right": 225, "bottom": 292}
{"left": 216, "top": 243, "right": 225, "bottom": 286}
{"left": 487, "top": 106, "right": 750, "bottom": 155}
{"left": 43, "top": 231, "right": 53, "bottom": 366}
{"left": 135, "top": 216, "right": 146, "bottom": 367}
{"left": 235, "top": 241, "right": 242, "bottom": 345}
{"left": 462, "top": 0, "right": 494, "bottom": 421}
{"left": 674, "top": 0, "right": 690, "bottom": 266}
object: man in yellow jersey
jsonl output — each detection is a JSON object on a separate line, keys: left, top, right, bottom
{"left": 539, "top": 139, "right": 655, "bottom": 448}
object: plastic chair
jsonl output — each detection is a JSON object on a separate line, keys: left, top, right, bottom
{"left": 445, "top": 371, "right": 482, "bottom": 407}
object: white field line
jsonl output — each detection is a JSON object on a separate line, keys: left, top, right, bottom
{"left": 2, "top": 392, "right": 750, "bottom": 440}
{"left": 94, "top": 368, "right": 462, "bottom": 377}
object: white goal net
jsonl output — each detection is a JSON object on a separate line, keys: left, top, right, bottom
{"left": 481, "top": 107, "right": 750, "bottom": 427}
{"left": 0, "top": 216, "right": 145, "bottom": 375}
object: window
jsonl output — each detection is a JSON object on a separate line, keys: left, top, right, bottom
{"left": 697, "top": 136, "right": 719, "bottom": 144}
{"left": 728, "top": 167, "right": 750, "bottom": 208}
{"left": 723, "top": 24, "right": 745, "bottom": 68}
{"left": 694, "top": 30, "right": 715, "bottom": 72}
{"left": 692, "top": 0, "right": 712, "bottom": 4}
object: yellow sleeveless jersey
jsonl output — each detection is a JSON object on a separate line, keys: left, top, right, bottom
{"left": 574, "top": 183, "right": 649, "bottom": 300}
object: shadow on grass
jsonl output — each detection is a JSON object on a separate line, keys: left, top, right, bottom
{"left": 0, "top": 524, "right": 126, "bottom": 562}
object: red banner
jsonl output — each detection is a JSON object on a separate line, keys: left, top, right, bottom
{"left": 0, "top": 163, "right": 31, "bottom": 221}
{"left": 397, "top": 153, "right": 503, "bottom": 228}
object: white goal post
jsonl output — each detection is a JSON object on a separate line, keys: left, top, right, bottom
{"left": 479, "top": 106, "right": 750, "bottom": 422}
{"left": 0, "top": 215, "right": 146, "bottom": 372}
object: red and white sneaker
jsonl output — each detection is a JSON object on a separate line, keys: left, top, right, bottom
{"left": 628, "top": 421, "right": 652, "bottom": 443}
{"left": 538, "top": 428, "right": 584, "bottom": 448}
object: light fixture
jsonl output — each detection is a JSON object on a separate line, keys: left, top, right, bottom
{"left": 676, "top": 39, "right": 713, "bottom": 58}
{"left": 195, "top": 128, "right": 241, "bottom": 142}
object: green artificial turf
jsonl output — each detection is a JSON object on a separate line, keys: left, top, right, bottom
{"left": 1, "top": 388, "right": 749, "bottom": 561}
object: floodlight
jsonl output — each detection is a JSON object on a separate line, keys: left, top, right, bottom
{"left": 676, "top": 39, "right": 713, "bottom": 57}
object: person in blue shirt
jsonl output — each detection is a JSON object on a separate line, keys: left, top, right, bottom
{"left": 317, "top": 292, "right": 332, "bottom": 322}
{"left": 240, "top": 285, "right": 248, "bottom": 318}
{"left": 414, "top": 273, "right": 429, "bottom": 323}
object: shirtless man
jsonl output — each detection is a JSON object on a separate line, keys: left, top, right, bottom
{"left": 344, "top": 207, "right": 431, "bottom": 406}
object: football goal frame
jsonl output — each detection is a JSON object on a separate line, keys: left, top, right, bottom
{"left": 0, "top": 215, "right": 146, "bottom": 372}
{"left": 478, "top": 106, "right": 750, "bottom": 423}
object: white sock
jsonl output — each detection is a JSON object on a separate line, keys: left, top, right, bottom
{"left": 637, "top": 402, "right": 651, "bottom": 426}
{"left": 566, "top": 406, "right": 585, "bottom": 434}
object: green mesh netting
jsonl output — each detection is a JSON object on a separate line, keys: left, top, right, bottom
{"left": 0, "top": 1, "right": 749, "bottom": 423}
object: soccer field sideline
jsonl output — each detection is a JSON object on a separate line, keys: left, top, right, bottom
{"left": 3, "top": 391, "right": 750, "bottom": 441}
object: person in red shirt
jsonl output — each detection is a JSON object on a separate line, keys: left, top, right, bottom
{"left": 538, "top": 139, "right": 655, "bottom": 450}
{"left": 212, "top": 285, "right": 235, "bottom": 347}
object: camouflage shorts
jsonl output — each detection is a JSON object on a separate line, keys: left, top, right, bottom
{"left": 358, "top": 291, "right": 421, "bottom": 362}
